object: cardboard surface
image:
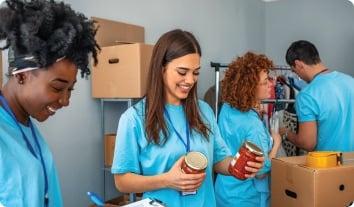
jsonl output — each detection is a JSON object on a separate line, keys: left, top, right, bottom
{"left": 92, "top": 43, "right": 153, "bottom": 98}
{"left": 271, "top": 152, "right": 354, "bottom": 207}
{"left": 92, "top": 17, "right": 144, "bottom": 47}
{"left": 104, "top": 134, "right": 116, "bottom": 167}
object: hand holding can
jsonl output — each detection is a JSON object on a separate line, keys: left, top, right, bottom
{"left": 228, "top": 141, "right": 264, "bottom": 180}
{"left": 180, "top": 151, "right": 207, "bottom": 195}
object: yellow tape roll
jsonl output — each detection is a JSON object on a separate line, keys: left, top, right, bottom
{"left": 306, "top": 151, "right": 342, "bottom": 168}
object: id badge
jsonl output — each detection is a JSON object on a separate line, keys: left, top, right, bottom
{"left": 181, "top": 190, "right": 197, "bottom": 196}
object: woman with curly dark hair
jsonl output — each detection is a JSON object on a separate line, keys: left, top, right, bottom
{"left": 214, "top": 52, "right": 281, "bottom": 207}
{"left": 0, "top": 0, "right": 99, "bottom": 206}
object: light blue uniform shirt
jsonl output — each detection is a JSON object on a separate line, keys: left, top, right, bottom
{"left": 295, "top": 71, "right": 354, "bottom": 151}
{"left": 111, "top": 99, "right": 230, "bottom": 207}
{"left": 215, "top": 103, "right": 273, "bottom": 207}
{"left": 0, "top": 107, "right": 63, "bottom": 207}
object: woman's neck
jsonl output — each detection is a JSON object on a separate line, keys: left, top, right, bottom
{"left": 1, "top": 82, "right": 30, "bottom": 125}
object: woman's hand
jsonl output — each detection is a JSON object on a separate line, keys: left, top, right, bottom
{"left": 164, "top": 156, "right": 206, "bottom": 192}
{"left": 244, "top": 156, "right": 264, "bottom": 178}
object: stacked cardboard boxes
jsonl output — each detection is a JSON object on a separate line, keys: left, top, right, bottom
{"left": 91, "top": 17, "right": 154, "bottom": 98}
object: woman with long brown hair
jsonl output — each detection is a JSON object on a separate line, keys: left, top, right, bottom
{"left": 111, "top": 30, "right": 264, "bottom": 207}
{"left": 215, "top": 52, "right": 282, "bottom": 207}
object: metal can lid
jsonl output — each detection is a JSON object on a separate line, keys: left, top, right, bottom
{"left": 244, "top": 141, "right": 264, "bottom": 156}
{"left": 185, "top": 151, "right": 208, "bottom": 170}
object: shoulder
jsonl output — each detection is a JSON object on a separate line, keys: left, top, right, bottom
{"left": 198, "top": 99, "right": 214, "bottom": 117}
{"left": 121, "top": 99, "right": 145, "bottom": 121}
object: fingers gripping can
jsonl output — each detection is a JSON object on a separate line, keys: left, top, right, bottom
{"left": 228, "top": 141, "right": 263, "bottom": 180}
{"left": 180, "top": 151, "right": 207, "bottom": 195}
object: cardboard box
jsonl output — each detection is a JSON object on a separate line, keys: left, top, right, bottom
{"left": 92, "top": 17, "right": 144, "bottom": 47}
{"left": 271, "top": 152, "right": 354, "bottom": 207}
{"left": 92, "top": 43, "right": 153, "bottom": 98}
{"left": 104, "top": 134, "right": 116, "bottom": 167}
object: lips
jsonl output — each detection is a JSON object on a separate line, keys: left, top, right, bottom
{"left": 178, "top": 84, "right": 192, "bottom": 93}
{"left": 46, "top": 106, "right": 57, "bottom": 115}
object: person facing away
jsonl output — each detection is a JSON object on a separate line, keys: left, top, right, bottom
{"left": 280, "top": 40, "right": 354, "bottom": 152}
{"left": 111, "top": 29, "right": 264, "bottom": 207}
{"left": 214, "top": 52, "right": 282, "bottom": 207}
{"left": 0, "top": 0, "right": 99, "bottom": 206}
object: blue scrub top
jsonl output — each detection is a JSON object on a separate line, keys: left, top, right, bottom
{"left": 0, "top": 107, "right": 63, "bottom": 207}
{"left": 111, "top": 99, "right": 231, "bottom": 207}
{"left": 295, "top": 71, "right": 354, "bottom": 151}
{"left": 215, "top": 103, "right": 273, "bottom": 207}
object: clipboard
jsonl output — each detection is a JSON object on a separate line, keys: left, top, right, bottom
{"left": 121, "top": 198, "right": 166, "bottom": 207}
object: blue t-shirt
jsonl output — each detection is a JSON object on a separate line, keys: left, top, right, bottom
{"left": 111, "top": 99, "right": 230, "bottom": 207}
{"left": 295, "top": 71, "right": 354, "bottom": 151}
{"left": 0, "top": 107, "right": 63, "bottom": 207}
{"left": 215, "top": 103, "right": 273, "bottom": 207}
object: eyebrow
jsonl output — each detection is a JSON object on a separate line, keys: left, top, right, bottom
{"left": 176, "top": 66, "right": 201, "bottom": 70}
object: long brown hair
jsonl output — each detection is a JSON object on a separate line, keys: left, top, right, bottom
{"left": 145, "top": 29, "right": 210, "bottom": 144}
{"left": 222, "top": 52, "right": 273, "bottom": 111}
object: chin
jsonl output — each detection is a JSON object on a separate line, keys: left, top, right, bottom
{"left": 34, "top": 115, "right": 50, "bottom": 122}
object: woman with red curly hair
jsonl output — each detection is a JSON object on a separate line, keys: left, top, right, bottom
{"left": 214, "top": 52, "right": 282, "bottom": 207}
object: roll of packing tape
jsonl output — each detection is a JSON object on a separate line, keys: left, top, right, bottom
{"left": 306, "top": 151, "right": 342, "bottom": 168}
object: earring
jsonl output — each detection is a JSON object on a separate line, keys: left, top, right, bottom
{"left": 19, "top": 80, "right": 24, "bottom": 84}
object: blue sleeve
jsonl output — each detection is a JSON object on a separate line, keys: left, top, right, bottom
{"left": 213, "top": 122, "right": 232, "bottom": 164}
{"left": 199, "top": 101, "right": 231, "bottom": 164}
{"left": 245, "top": 126, "right": 271, "bottom": 175}
{"left": 295, "top": 92, "right": 318, "bottom": 122}
{"left": 111, "top": 111, "right": 141, "bottom": 174}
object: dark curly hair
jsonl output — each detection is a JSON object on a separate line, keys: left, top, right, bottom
{"left": 221, "top": 52, "right": 273, "bottom": 112}
{"left": 0, "top": 0, "right": 100, "bottom": 77}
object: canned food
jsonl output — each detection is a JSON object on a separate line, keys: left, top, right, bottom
{"left": 181, "top": 151, "right": 208, "bottom": 174}
{"left": 228, "top": 141, "right": 263, "bottom": 180}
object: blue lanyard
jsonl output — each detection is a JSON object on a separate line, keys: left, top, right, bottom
{"left": 164, "top": 108, "right": 190, "bottom": 153}
{"left": 0, "top": 94, "right": 49, "bottom": 206}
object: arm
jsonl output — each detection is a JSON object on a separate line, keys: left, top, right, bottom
{"left": 282, "top": 121, "right": 317, "bottom": 151}
{"left": 114, "top": 156, "right": 206, "bottom": 193}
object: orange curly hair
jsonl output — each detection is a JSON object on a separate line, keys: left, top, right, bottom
{"left": 221, "top": 52, "right": 274, "bottom": 112}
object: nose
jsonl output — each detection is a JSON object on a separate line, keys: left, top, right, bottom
{"left": 184, "top": 73, "right": 197, "bottom": 85}
{"left": 58, "top": 92, "right": 70, "bottom": 107}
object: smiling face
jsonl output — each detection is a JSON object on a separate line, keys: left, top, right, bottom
{"left": 162, "top": 53, "right": 200, "bottom": 105}
{"left": 19, "top": 59, "right": 77, "bottom": 122}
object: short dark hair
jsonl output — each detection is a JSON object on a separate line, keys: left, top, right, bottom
{"left": 0, "top": 0, "right": 100, "bottom": 77}
{"left": 285, "top": 40, "right": 321, "bottom": 67}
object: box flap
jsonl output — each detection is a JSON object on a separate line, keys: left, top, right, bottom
{"left": 92, "top": 17, "right": 144, "bottom": 47}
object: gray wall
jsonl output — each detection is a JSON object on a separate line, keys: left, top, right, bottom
{"left": 265, "top": 0, "right": 354, "bottom": 76}
{"left": 4, "top": 1, "right": 353, "bottom": 206}
{"left": 36, "top": 0, "right": 265, "bottom": 206}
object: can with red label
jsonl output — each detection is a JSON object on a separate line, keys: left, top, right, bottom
{"left": 228, "top": 141, "right": 263, "bottom": 180}
{"left": 180, "top": 151, "right": 207, "bottom": 196}
{"left": 181, "top": 151, "right": 208, "bottom": 174}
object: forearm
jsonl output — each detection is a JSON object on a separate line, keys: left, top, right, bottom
{"left": 269, "top": 142, "right": 281, "bottom": 159}
{"left": 213, "top": 156, "right": 233, "bottom": 175}
{"left": 287, "top": 131, "right": 314, "bottom": 151}
{"left": 114, "top": 173, "right": 168, "bottom": 193}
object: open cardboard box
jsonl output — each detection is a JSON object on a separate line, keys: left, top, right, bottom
{"left": 271, "top": 152, "right": 354, "bottom": 207}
